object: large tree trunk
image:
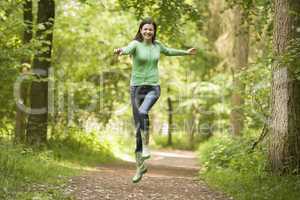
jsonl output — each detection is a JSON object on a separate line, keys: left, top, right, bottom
{"left": 230, "top": 5, "right": 249, "bottom": 136}
{"left": 15, "top": 0, "right": 33, "bottom": 143}
{"left": 268, "top": 0, "right": 300, "bottom": 174}
{"left": 26, "top": 0, "right": 55, "bottom": 146}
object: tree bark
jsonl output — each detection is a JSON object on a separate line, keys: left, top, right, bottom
{"left": 230, "top": 5, "right": 249, "bottom": 136}
{"left": 167, "top": 95, "right": 173, "bottom": 146}
{"left": 15, "top": 0, "right": 33, "bottom": 144}
{"left": 23, "top": 0, "right": 33, "bottom": 43}
{"left": 268, "top": 0, "right": 300, "bottom": 174}
{"left": 188, "top": 106, "right": 196, "bottom": 150}
{"left": 26, "top": 0, "right": 55, "bottom": 146}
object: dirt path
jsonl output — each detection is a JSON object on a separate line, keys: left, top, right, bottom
{"left": 64, "top": 150, "right": 232, "bottom": 200}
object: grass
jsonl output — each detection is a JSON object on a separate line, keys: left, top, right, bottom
{"left": 0, "top": 128, "right": 116, "bottom": 200}
{"left": 197, "top": 134, "right": 300, "bottom": 200}
{"left": 0, "top": 142, "right": 76, "bottom": 200}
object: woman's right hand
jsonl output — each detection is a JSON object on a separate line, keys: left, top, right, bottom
{"left": 187, "top": 48, "right": 197, "bottom": 55}
{"left": 114, "top": 48, "right": 122, "bottom": 55}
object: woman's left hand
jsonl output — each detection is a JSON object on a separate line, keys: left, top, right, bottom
{"left": 187, "top": 48, "right": 197, "bottom": 55}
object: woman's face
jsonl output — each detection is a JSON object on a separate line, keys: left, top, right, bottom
{"left": 140, "top": 24, "right": 154, "bottom": 42}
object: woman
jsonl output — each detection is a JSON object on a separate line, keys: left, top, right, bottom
{"left": 114, "top": 18, "right": 196, "bottom": 183}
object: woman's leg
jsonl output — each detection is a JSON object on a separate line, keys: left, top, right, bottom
{"left": 137, "top": 86, "right": 161, "bottom": 159}
{"left": 130, "top": 85, "right": 161, "bottom": 153}
{"left": 130, "top": 86, "right": 144, "bottom": 153}
{"left": 138, "top": 86, "right": 161, "bottom": 132}
{"left": 130, "top": 86, "right": 148, "bottom": 183}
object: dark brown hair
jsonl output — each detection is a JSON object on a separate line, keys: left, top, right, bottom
{"left": 134, "top": 17, "right": 157, "bottom": 43}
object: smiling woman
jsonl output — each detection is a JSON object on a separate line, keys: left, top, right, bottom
{"left": 140, "top": 24, "right": 154, "bottom": 42}
{"left": 114, "top": 17, "right": 197, "bottom": 183}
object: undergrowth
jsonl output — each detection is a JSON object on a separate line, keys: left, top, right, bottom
{"left": 0, "top": 128, "right": 115, "bottom": 200}
{"left": 198, "top": 134, "right": 300, "bottom": 200}
{"left": 153, "top": 131, "right": 210, "bottom": 150}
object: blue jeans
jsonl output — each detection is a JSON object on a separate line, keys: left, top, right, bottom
{"left": 130, "top": 85, "right": 161, "bottom": 152}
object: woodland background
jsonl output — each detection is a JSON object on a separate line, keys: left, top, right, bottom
{"left": 0, "top": 0, "right": 300, "bottom": 199}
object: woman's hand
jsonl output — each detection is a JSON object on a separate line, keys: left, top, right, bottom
{"left": 187, "top": 48, "right": 197, "bottom": 55}
{"left": 114, "top": 48, "right": 122, "bottom": 55}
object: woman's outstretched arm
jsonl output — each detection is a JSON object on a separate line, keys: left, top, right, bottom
{"left": 114, "top": 40, "right": 138, "bottom": 55}
{"left": 156, "top": 40, "right": 196, "bottom": 56}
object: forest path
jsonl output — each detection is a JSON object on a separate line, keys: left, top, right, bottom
{"left": 64, "top": 150, "right": 232, "bottom": 200}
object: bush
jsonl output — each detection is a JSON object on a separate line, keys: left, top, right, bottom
{"left": 48, "top": 127, "right": 115, "bottom": 165}
{"left": 198, "top": 134, "right": 266, "bottom": 174}
{"left": 153, "top": 131, "right": 210, "bottom": 150}
{"left": 0, "top": 142, "right": 75, "bottom": 200}
{"left": 198, "top": 134, "right": 300, "bottom": 200}
{"left": 0, "top": 127, "right": 115, "bottom": 199}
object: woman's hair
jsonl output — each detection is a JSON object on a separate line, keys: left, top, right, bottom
{"left": 134, "top": 17, "right": 157, "bottom": 43}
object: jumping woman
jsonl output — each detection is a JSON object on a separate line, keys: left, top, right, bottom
{"left": 114, "top": 18, "right": 196, "bottom": 183}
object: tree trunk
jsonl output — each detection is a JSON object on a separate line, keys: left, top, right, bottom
{"left": 230, "top": 5, "right": 249, "bottom": 136}
{"left": 188, "top": 106, "right": 196, "bottom": 150}
{"left": 15, "top": 68, "right": 31, "bottom": 143}
{"left": 23, "top": 0, "right": 33, "bottom": 43}
{"left": 26, "top": 0, "right": 55, "bottom": 146}
{"left": 268, "top": 0, "right": 300, "bottom": 174}
{"left": 15, "top": 0, "right": 33, "bottom": 144}
{"left": 167, "top": 95, "right": 173, "bottom": 146}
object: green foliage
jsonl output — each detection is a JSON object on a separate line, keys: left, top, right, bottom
{"left": 0, "top": 0, "right": 26, "bottom": 124}
{"left": 48, "top": 127, "right": 115, "bottom": 165}
{"left": 172, "top": 73, "right": 231, "bottom": 139}
{"left": 52, "top": 0, "right": 135, "bottom": 126}
{"left": 238, "top": 0, "right": 273, "bottom": 40}
{"left": 198, "top": 135, "right": 300, "bottom": 200}
{"left": 198, "top": 134, "right": 266, "bottom": 173}
{"left": 0, "top": 127, "right": 115, "bottom": 199}
{"left": 276, "top": 38, "right": 300, "bottom": 79}
{"left": 117, "top": 0, "right": 200, "bottom": 43}
{"left": 225, "top": 0, "right": 272, "bottom": 18}
{"left": 153, "top": 131, "right": 211, "bottom": 150}
{"left": 1, "top": 0, "right": 299, "bottom": 198}
{"left": 240, "top": 60, "right": 271, "bottom": 129}
{"left": 0, "top": 142, "right": 76, "bottom": 199}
